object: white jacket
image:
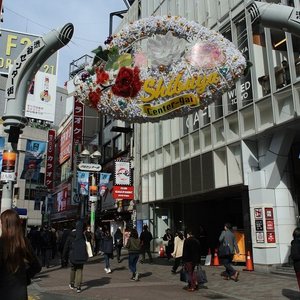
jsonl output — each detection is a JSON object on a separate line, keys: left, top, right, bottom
{"left": 171, "top": 236, "right": 185, "bottom": 258}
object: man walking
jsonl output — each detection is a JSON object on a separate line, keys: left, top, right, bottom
{"left": 140, "top": 224, "right": 153, "bottom": 264}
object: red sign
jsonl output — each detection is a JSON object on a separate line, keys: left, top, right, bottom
{"left": 59, "top": 121, "right": 72, "bottom": 165}
{"left": 266, "top": 220, "right": 275, "bottom": 231}
{"left": 265, "top": 207, "right": 274, "bottom": 219}
{"left": 112, "top": 185, "right": 134, "bottom": 199}
{"left": 266, "top": 232, "right": 276, "bottom": 243}
{"left": 45, "top": 129, "right": 56, "bottom": 190}
{"left": 73, "top": 97, "right": 84, "bottom": 146}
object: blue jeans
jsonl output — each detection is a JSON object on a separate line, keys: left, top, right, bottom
{"left": 222, "top": 254, "right": 236, "bottom": 277}
{"left": 128, "top": 253, "right": 139, "bottom": 274}
{"left": 104, "top": 253, "right": 110, "bottom": 269}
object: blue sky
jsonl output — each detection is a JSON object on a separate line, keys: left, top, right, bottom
{"left": 2, "top": 0, "right": 127, "bottom": 86}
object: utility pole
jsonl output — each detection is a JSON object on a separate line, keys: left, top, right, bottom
{"left": 1, "top": 23, "right": 74, "bottom": 213}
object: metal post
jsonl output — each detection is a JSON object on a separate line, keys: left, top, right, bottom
{"left": 0, "top": 23, "right": 74, "bottom": 213}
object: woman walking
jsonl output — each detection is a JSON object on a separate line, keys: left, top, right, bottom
{"left": 125, "top": 228, "right": 141, "bottom": 281}
{"left": 0, "top": 209, "right": 41, "bottom": 299}
{"left": 219, "top": 222, "right": 240, "bottom": 281}
{"left": 171, "top": 231, "right": 185, "bottom": 274}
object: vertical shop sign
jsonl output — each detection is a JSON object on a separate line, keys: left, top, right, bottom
{"left": 45, "top": 129, "right": 56, "bottom": 190}
{"left": 59, "top": 122, "right": 72, "bottom": 165}
{"left": 72, "top": 96, "right": 84, "bottom": 145}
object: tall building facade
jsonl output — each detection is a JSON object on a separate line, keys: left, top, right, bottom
{"left": 114, "top": 0, "right": 300, "bottom": 270}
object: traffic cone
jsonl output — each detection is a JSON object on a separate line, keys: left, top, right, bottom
{"left": 159, "top": 245, "right": 165, "bottom": 257}
{"left": 212, "top": 248, "right": 220, "bottom": 266}
{"left": 243, "top": 251, "right": 254, "bottom": 271}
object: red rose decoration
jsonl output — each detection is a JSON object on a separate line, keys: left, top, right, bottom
{"left": 112, "top": 66, "right": 142, "bottom": 98}
{"left": 88, "top": 88, "right": 101, "bottom": 108}
{"left": 96, "top": 68, "right": 109, "bottom": 85}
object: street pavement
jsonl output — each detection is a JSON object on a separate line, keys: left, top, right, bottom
{"left": 28, "top": 252, "right": 300, "bottom": 300}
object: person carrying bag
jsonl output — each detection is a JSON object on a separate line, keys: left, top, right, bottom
{"left": 218, "top": 222, "right": 240, "bottom": 282}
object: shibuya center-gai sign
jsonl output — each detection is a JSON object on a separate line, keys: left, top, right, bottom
{"left": 74, "top": 16, "right": 247, "bottom": 123}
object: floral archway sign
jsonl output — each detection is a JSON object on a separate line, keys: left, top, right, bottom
{"left": 75, "top": 16, "right": 247, "bottom": 123}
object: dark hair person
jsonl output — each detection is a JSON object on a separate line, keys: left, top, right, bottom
{"left": 0, "top": 209, "right": 41, "bottom": 300}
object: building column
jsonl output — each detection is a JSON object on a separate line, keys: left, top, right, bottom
{"left": 244, "top": 129, "right": 297, "bottom": 270}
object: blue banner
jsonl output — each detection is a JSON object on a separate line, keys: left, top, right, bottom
{"left": 77, "top": 171, "right": 89, "bottom": 195}
{"left": 99, "top": 173, "right": 111, "bottom": 196}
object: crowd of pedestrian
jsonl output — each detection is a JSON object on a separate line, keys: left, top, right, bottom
{"left": 3, "top": 208, "right": 300, "bottom": 297}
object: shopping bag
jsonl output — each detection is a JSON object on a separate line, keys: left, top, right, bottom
{"left": 204, "top": 254, "right": 212, "bottom": 266}
{"left": 86, "top": 241, "right": 93, "bottom": 258}
{"left": 194, "top": 265, "right": 208, "bottom": 284}
{"left": 180, "top": 267, "right": 188, "bottom": 282}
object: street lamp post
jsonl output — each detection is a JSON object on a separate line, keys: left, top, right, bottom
{"left": 78, "top": 149, "right": 101, "bottom": 234}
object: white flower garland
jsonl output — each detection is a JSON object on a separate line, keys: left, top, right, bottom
{"left": 74, "top": 15, "right": 247, "bottom": 123}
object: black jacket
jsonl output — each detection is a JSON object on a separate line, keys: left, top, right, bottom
{"left": 63, "top": 220, "right": 88, "bottom": 265}
{"left": 182, "top": 236, "right": 201, "bottom": 265}
{"left": 291, "top": 238, "right": 300, "bottom": 272}
{"left": 140, "top": 230, "right": 153, "bottom": 249}
{"left": 0, "top": 238, "right": 41, "bottom": 300}
{"left": 101, "top": 233, "right": 113, "bottom": 254}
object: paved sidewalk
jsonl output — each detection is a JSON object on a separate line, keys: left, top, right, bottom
{"left": 28, "top": 253, "right": 300, "bottom": 300}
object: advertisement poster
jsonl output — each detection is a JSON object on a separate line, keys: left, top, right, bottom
{"left": 255, "top": 220, "right": 264, "bottom": 232}
{"left": 25, "top": 72, "right": 57, "bottom": 122}
{"left": 21, "top": 140, "right": 46, "bottom": 183}
{"left": 266, "top": 220, "right": 275, "bottom": 231}
{"left": 254, "top": 208, "right": 263, "bottom": 219}
{"left": 267, "top": 232, "right": 276, "bottom": 243}
{"left": 115, "top": 160, "right": 131, "bottom": 186}
{"left": 1, "top": 150, "right": 17, "bottom": 181}
{"left": 265, "top": 207, "right": 274, "bottom": 219}
{"left": 256, "top": 232, "right": 265, "bottom": 243}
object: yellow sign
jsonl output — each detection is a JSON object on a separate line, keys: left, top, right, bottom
{"left": 142, "top": 72, "right": 220, "bottom": 103}
{"left": 141, "top": 94, "right": 199, "bottom": 117}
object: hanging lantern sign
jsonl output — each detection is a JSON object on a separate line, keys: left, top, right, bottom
{"left": 74, "top": 16, "right": 247, "bottom": 123}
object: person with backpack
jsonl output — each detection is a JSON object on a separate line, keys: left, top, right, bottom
{"left": 125, "top": 228, "right": 141, "bottom": 281}
{"left": 139, "top": 224, "right": 153, "bottom": 264}
{"left": 63, "top": 219, "right": 88, "bottom": 293}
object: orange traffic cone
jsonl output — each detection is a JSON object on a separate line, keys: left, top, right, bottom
{"left": 212, "top": 248, "right": 220, "bottom": 266}
{"left": 159, "top": 245, "right": 165, "bottom": 257}
{"left": 243, "top": 251, "right": 254, "bottom": 271}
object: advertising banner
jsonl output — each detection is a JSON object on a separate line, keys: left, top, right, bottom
{"left": 77, "top": 171, "right": 89, "bottom": 196}
{"left": 21, "top": 140, "right": 46, "bottom": 183}
{"left": 1, "top": 150, "right": 17, "bottom": 181}
{"left": 25, "top": 71, "right": 57, "bottom": 122}
{"left": 99, "top": 172, "right": 111, "bottom": 196}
